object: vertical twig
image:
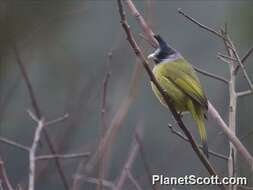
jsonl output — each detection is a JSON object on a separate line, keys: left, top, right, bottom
{"left": 221, "top": 29, "right": 237, "bottom": 190}
{"left": 83, "top": 63, "right": 141, "bottom": 176}
{"left": 0, "top": 158, "right": 14, "bottom": 190}
{"left": 97, "top": 53, "right": 112, "bottom": 190}
{"left": 28, "top": 114, "right": 45, "bottom": 190}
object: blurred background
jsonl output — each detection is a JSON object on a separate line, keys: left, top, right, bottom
{"left": 0, "top": 1, "right": 252, "bottom": 190}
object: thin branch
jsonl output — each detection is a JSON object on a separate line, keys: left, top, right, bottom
{"left": 175, "top": 9, "right": 253, "bottom": 171}
{"left": 12, "top": 43, "right": 41, "bottom": 119}
{"left": 208, "top": 102, "right": 253, "bottom": 169}
{"left": 29, "top": 117, "right": 45, "bottom": 190}
{"left": 12, "top": 40, "right": 70, "bottom": 190}
{"left": 36, "top": 152, "right": 90, "bottom": 161}
{"left": 217, "top": 56, "right": 233, "bottom": 65}
{"left": 217, "top": 53, "right": 238, "bottom": 62}
{"left": 126, "top": 169, "right": 143, "bottom": 190}
{"left": 168, "top": 124, "right": 228, "bottom": 161}
{"left": 135, "top": 132, "right": 157, "bottom": 190}
{"left": 114, "top": 132, "right": 140, "bottom": 190}
{"left": 193, "top": 66, "right": 229, "bottom": 84}
{"left": 82, "top": 177, "right": 115, "bottom": 189}
{"left": 0, "top": 159, "right": 14, "bottom": 190}
{"left": 237, "top": 90, "right": 253, "bottom": 97}
{"left": 124, "top": 0, "right": 158, "bottom": 48}
{"left": 234, "top": 47, "right": 253, "bottom": 74}
{"left": 44, "top": 114, "right": 69, "bottom": 127}
{"left": 116, "top": 2, "right": 225, "bottom": 190}
{"left": 241, "top": 46, "right": 253, "bottom": 63}
{"left": 0, "top": 137, "right": 30, "bottom": 152}
{"left": 97, "top": 52, "right": 112, "bottom": 190}
{"left": 227, "top": 35, "right": 253, "bottom": 90}
{"left": 221, "top": 28, "right": 238, "bottom": 190}
{"left": 83, "top": 63, "right": 141, "bottom": 176}
{"left": 178, "top": 8, "right": 224, "bottom": 39}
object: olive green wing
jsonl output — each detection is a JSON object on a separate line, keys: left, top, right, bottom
{"left": 162, "top": 58, "right": 208, "bottom": 109}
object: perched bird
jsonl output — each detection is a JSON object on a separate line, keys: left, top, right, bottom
{"left": 148, "top": 35, "right": 209, "bottom": 157}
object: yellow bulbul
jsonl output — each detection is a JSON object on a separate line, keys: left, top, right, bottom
{"left": 148, "top": 35, "right": 209, "bottom": 157}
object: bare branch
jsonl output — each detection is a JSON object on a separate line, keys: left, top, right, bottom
{"left": 220, "top": 29, "right": 238, "bottom": 190}
{"left": 44, "top": 114, "right": 69, "bottom": 127}
{"left": 97, "top": 52, "right": 112, "bottom": 190}
{"left": 234, "top": 47, "right": 253, "bottom": 74}
{"left": 135, "top": 132, "right": 157, "bottom": 190}
{"left": 124, "top": 0, "right": 158, "bottom": 48}
{"left": 11, "top": 41, "right": 70, "bottom": 190}
{"left": 29, "top": 117, "right": 45, "bottom": 190}
{"left": 82, "top": 176, "right": 115, "bottom": 189}
{"left": 237, "top": 90, "right": 253, "bottom": 98}
{"left": 0, "top": 159, "right": 14, "bottom": 190}
{"left": 241, "top": 46, "right": 253, "bottom": 63}
{"left": 126, "top": 169, "right": 143, "bottom": 190}
{"left": 36, "top": 152, "right": 90, "bottom": 161}
{"left": 178, "top": 8, "right": 223, "bottom": 39}
{"left": 217, "top": 52, "right": 238, "bottom": 62}
{"left": 168, "top": 124, "right": 228, "bottom": 161}
{"left": 12, "top": 44, "right": 42, "bottom": 119}
{"left": 217, "top": 56, "right": 234, "bottom": 65}
{"left": 226, "top": 35, "right": 253, "bottom": 90}
{"left": 0, "top": 137, "right": 30, "bottom": 152}
{"left": 83, "top": 63, "right": 141, "bottom": 175}
{"left": 193, "top": 66, "right": 229, "bottom": 84}
{"left": 208, "top": 102, "right": 253, "bottom": 169}
{"left": 116, "top": 2, "right": 225, "bottom": 189}
{"left": 114, "top": 131, "right": 140, "bottom": 190}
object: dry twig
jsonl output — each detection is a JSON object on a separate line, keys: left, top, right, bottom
{"left": 168, "top": 124, "right": 228, "bottom": 161}
{"left": 0, "top": 159, "right": 14, "bottom": 190}
{"left": 117, "top": 1, "right": 225, "bottom": 190}
{"left": 28, "top": 113, "right": 45, "bottom": 190}
{"left": 36, "top": 152, "right": 90, "bottom": 161}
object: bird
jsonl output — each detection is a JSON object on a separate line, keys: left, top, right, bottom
{"left": 148, "top": 34, "right": 209, "bottom": 157}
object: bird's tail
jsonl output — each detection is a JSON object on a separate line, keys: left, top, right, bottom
{"left": 187, "top": 101, "right": 209, "bottom": 158}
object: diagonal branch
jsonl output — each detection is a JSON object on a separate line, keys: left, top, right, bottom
{"left": 234, "top": 47, "right": 253, "bottom": 74}
{"left": 116, "top": 1, "right": 225, "bottom": 190}
{"left": 193, "top": 66, "right": 229, "bottom": 84}
{"left": 11, "top": 39, "right": 70, "bottom": 190}
{"left": 0, "top": 137, "right": 30, "bottom": 152}
{"left": 113, "top": 129, "right": 140, "bottom": 190}
{"left": 135, "top": 132, "right": 157, "bottom": 190}
{"left": 0, "top": 158, "right": 14, "bottom": 190}
{"left": 168, "top": 124, "right": 228, "bottom": 160}
{"left": 178, "top": 8, "right": 224, "bottom": 39}
{"left": 208, "top": 102, "right": 253, "bottom": 169}
{"left": 227, "top": 36, "right": 253, "bottom": 90}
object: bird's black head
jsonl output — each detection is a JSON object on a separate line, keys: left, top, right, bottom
{"left": 148, "top": 35, "right": 176, "bottom": 64}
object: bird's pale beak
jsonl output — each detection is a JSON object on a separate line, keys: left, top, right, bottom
{"left": 148, "top": 53, "right": 155, "bottom": 59}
